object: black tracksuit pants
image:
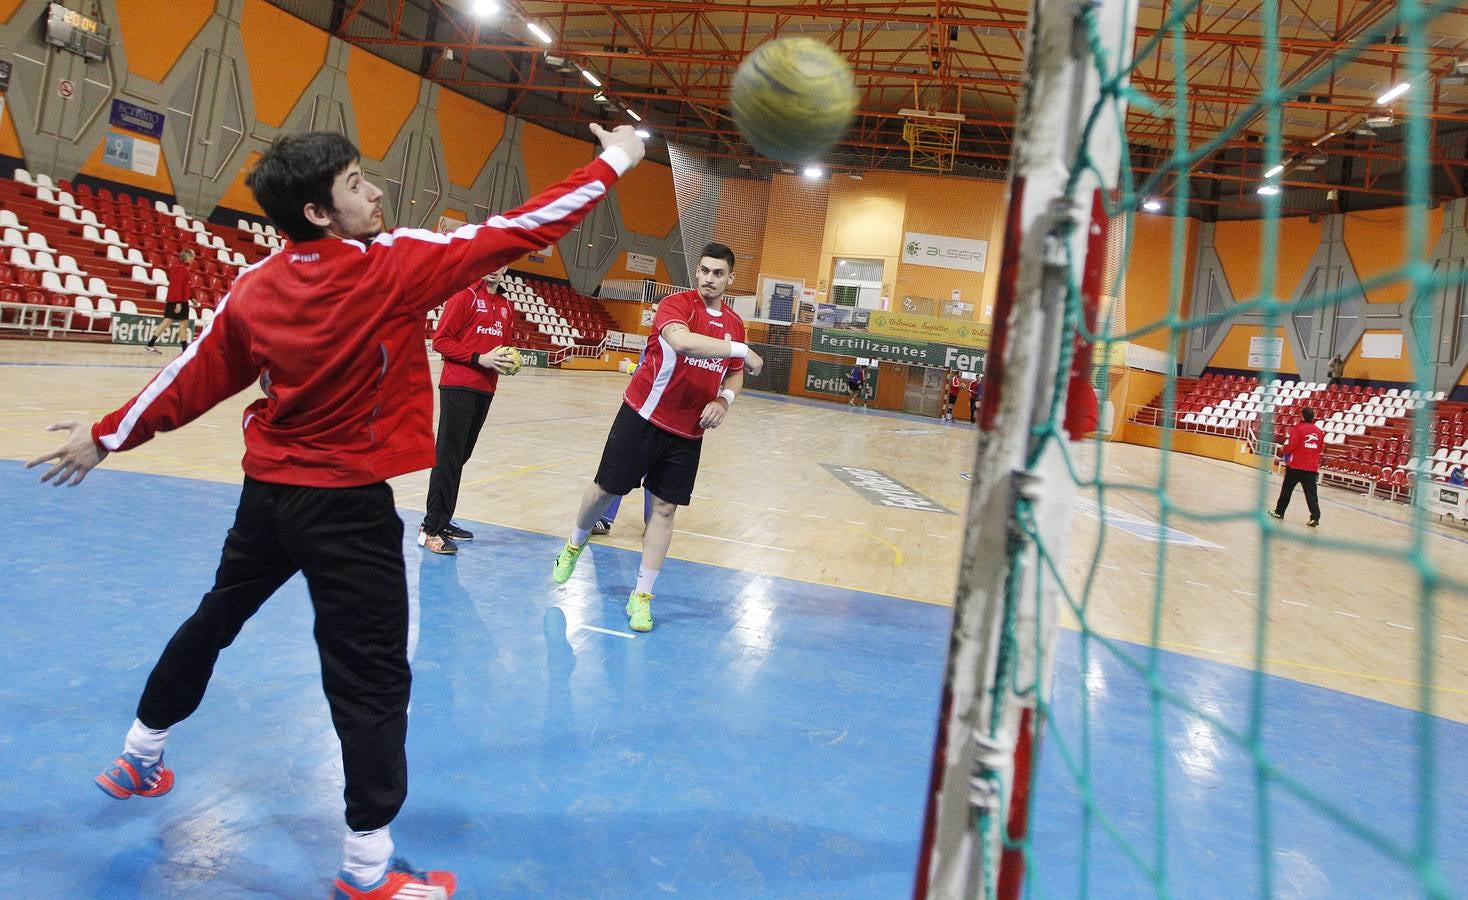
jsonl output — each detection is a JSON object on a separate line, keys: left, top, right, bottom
{"left": 1274, "top": 467, "right": 1321, "bottom": 522}
{"left": 422, "top": 386, "right": 494, "bottom": 536}
{"left": 136, "top": 476, "right": 412, "bottom": 832}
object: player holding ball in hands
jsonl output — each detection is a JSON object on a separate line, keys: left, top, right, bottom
{"left": 552, "top": 243, "right": 761, "bottom": 633}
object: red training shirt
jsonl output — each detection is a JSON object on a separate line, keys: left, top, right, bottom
{"left": 91, "top": 147, "right": 633, "bottom": 488}
{"left": 166, "top": 263, "right": 193, "bottom": 302}
{"left": 1282, "top": 420, "right": 1324, "bottom": 472}
{"left": 433, "top": 282, "right": 514, "bottom": 395}
{"left": 623, "top": 289, "right": 745, "bottom": 439}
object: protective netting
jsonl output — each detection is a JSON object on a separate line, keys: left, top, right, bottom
{"left": 982, "top": 0, "right": 1468, "bottom": 897}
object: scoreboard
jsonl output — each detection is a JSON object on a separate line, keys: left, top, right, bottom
{"left": 44, "top": 3, "right": 110, "bottom": 63}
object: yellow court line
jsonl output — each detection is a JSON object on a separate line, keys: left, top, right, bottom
{"left": 834, "top": 522, "right": 905, "bottom": 567}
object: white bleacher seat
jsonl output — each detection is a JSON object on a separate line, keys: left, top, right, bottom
{"left": 36, "top": 186, "right": 58, "bottom": 204}
{"left": 129, "top": 265, "right": 152, "bottom": 283}
{"left": 41, "top": 271, "right": 66, "bottom": 293}
{"left": 215, "top": 248, "right": 232, "bottom": 264}
{"left": 96, "top": 297, "right": 117, "bottom": 315}
{"left": 171, "top": 204, "right": 186, "bottom": 217}
{"left": 1431, "top": 461, "right": 1449, "bottom": 478}
{"left": 87, "top": 277, "right": 114, "bottom": 299}
{"left": 56, "top": 191, "right": 77, "bottom": 207}
{"left": 0, "top": 210, "right": 19, "bottom": 229}
{"left": 1387, "top": 388, "right": 1399, "bottom": 397}
{"left": 82, "top": 225, "right": 103, "bottom": 243}
{"left": 155, "top": 284, "right": 168, "bottom": 301}
{"left": 103, "top": 228, "right": 124, "bottom": 246}
{"left": 14, "top": 168, "right": 34, "bottom": 185}
{"left": 80, "top": 208, "right": 99, "bottom": 226}
{"left": 1183, "top": 413, "right": 1199, "bottom": 425}
{"left": 200, "top": 307, "right": 215, "bottom": 326}
{"left": 0, "top": 229, "right": 25, "bottom": 249}
{"left": 1432, "top": 391, "right": 1445, "bottom": 401}
{"left": 264, "top": 224, "right": 278, "bottom": 237}
{"left": 73, "top": 296, "right": 97, "bottom": 320}
{"left": 34, "top": 173, "right": 54, "bottom": 189}
{"left": 126, "top": 248, "right": 146, "bottom": 265}
{"left": 106, "top": 245, "right": 126, "bottom": 263}
{"left": 237, "top": 218, "right": 249, "bottom": 231}
{"left": 1434, "top": 448, "right": 1449, "bottom": 461}
{"left": 57, "top": 255, "right": 82, "bottom": 276}
{"left": 174, "top": 216, "right": 191, "bottom": 232}
{"left": 63, "top": 274, "right": 87, "bottom": 295}
{"left": 230, "top": 251, "right": 245, "bottom": 267}
{"left": 31, "top": 251, "right": 60, "bottom": 273}
{"left": 150, "top": 268, "right": 168, "bottom": 286}
{"left": 155, "top": 200, "right": 171, "bottom": 214}
{"left": 1449, "top": 449, "right": 1465, "bottom": 464}
{"left": 60, "top": 205, "right": 80, "bottom": 223}
{"left": 25, "top": 231, "right": 50, "bottom": 252}
{"left": 119, "top": 300, "right": 139, "bottom": 315}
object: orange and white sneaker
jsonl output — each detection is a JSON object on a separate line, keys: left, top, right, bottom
{"left": 416, "top": 529, "right": 458, "bottom": 555}
{"left": 331, "top": 859, "right": 456, "bottom": 899}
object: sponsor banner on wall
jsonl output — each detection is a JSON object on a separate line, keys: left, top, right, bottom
{"left": 812, "top": 327, "right": 986, "bottom": 371}
{"left": 103, "top": 131, "right": 160, "bottom": 176}
{"left": 111, "top": 312, "right": 184, "bottom": 345}
{"left": 902, "top": 230, "right": 988, "bottom": 273}
{"left": 1247, "top": 335, "right": 1284, "bottom": 368}
{"left": 625, "top": 251, "right": 658, "bottom": 275}
{"left": 821, "top": 464, "right": 953, "bottom": 514}
{"left": 867, "top": 310, "right": 991, "bottom": 348}
{"left": 518, "top": 348, "right": 549, "bottom": 368}
{"left": 606, "top": 330, "right": 647, "bottom": 351}
{"left": 804, "top": 359, "right": 878, "bottom": 397}
{"left": 109, "top": 99, "right": 164, "bottom": 139}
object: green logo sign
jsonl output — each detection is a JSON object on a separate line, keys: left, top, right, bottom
{"left": 110, "top": 312, "right": 186, "bottom": 345}
{"left": 518, "top": 348, "right": 549, "bottom": 368}
{"left": 804, "top": 359, "right": 877, "bottom": 397}
{"left": 812, "top": 327, "right": 986, "bottom": 372}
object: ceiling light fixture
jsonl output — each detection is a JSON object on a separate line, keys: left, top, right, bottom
{"left": 626, "top": 109, "right": 642, "bottom": 122}
{"left": 526, "top": 22, "right": 553, "bottom": 44}
{"left": 1376, "top": 82, "right": 1411, "bottom": 105}
{"left": 1263, "top": 163, "right": 1285, "bottom": 179}
{"left": 803, "top": 166, "right": 823, "bottom": 178}
{"left": 1142, "top": 198, "right": 1163, "bottom": 212}
{"left": 580, "top": 68, "right": 602, "bottom": 87}
{"left": 1257, "top": 184, "right": 1281, "bottom": 196}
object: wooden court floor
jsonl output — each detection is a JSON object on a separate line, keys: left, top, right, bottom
{"left": 3, "top": 339, "right": 1465, "bottom": 723}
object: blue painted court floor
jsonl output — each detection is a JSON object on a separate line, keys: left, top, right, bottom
{"left": 0, "top": 461, "right": 1464, "bottom": 898}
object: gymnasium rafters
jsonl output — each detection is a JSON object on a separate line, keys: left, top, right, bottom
{"left": 278, "top": 0, "right": 1468, "bottom": 217}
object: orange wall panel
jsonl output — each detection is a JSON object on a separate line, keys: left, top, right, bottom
{"left": 896, "top": 174, "right": 1004, "bottom": 307}
{"left": 435, "top": 90, "right": 505, "bottom": 187}
{"left": 757, "top": 173, "right": 829, "bottom": 287}
{"left": 614, "top": 159, "right": 678, "bottom": 238}
{"left": 346, "top": 46, "right": 420, "bottom": 160}
{"left": 1213, "top": 216, "right": 1319, "bottom": 307}
{"left": 78, "top": 137, "right": 174, "bottom": 195}
{"left": 115, "top": 0, "right": 212, "bottom": 82}
{"left": 0, "top": 94, "right": 21, "bottom": 159}
{"left": 1343, "top": 205, "right": 1444, "bottom": 305}
{"left": 215, "top": 151, "right": 266, "bottom": 215}
{"left": 1126, "top": 214, "right": 1194, "bottom": 352}
{"left": 1209, "top": 324, "right": 1299, "bottom": 373}
{"left": 0, "top": 0, "right": 24, "bottom": 24}
{"left": 240, "top": 0, "right": 329, "bottom": 128}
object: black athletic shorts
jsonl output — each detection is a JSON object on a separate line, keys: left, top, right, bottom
{"left": 163, "top": 301, "right": 189, "bottom": 321}
{"left": 594, "top": 402, "right": 703, "bottom": 506}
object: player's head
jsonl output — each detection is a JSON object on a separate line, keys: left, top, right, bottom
{"left": 481, "top": 265, "right": 508, "bottom": 290}
{"left": 246, "top": 132, "right": 383, "bottom": 243}
{"left": 696, "top": 243, "right": 736, "bottom": 302}
{"left": 178, "top": 248, "right": 195, "bottom": 264}
{"left": 1301, "top": 407, "right": 1315, "bottom": 422}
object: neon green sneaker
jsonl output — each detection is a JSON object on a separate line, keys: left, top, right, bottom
{"left": 625, "top": 591, "right": 654, "bottom": 632}
{"left": 552, "top": 541, "right": 585, "bottom": 583}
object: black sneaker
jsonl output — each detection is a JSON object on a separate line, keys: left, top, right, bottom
{"left": 1266, "top": 510, "right": 1283, "bottom": 520}
{"left": 591, "top": 520, "right": 612, "bottom": 535}
{"left": 441, "top": 522, "right": 474, "bottom": 542}
{"left": 1307, "top": 519, "right": 1319, "bottom": 528}
{"left": 416, "top": 530, "right": 458, "bottom": 555}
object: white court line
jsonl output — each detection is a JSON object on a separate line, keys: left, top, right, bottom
{"left": 580, "top": 625, "right": 635, "bottom": 640}
{"left": 691, "top": 493, "right": 710, "bottom": 500}
{"left": 1281, "top": 599, "right": 1310, "bottom": 608}
{"left": 675, "top": 529, "right": 793, "bottom": 552}
{"left": 1232, "top": 590, "right": 1256, "bottom": 597}
{"left": 1099, "top": 564, "right": 1120, "bottom": 570}
{"left": 769, "top": 507, "right": 792, "bottom": 513}
{"left": 1385, "top": 622, "right": 1414, "bottom": 631}
{"left": 1444, "top": 635, "right": 1468, "bottom": 644}
{"left": 198, "top": 423, "right": 220, "bottom": 429}
{"left": 1333, "top": 610, "right": 1361, "bottom": 619}
{"left": 19, "top": 406, "right": 45, "bottom": 411}
{"left": 926, "top": 533, "right": 946, "bottom": 539}
{"left": 844, "top": 520, "right": 868, "bottom": 527}
{"left": 65, "top": 410, "right": 88, "bottom": 415}
{"left": 1138, "top": 570, "right": 1155, "bottom": 577}
{"left": 1186, "top": 580, "right": 1209, "bottom": 588}
{"left": 804, "top": 514, "right": 827, "bottom": 520}
{"left": 884, "top": 526, "right": 908, "bottom": 533}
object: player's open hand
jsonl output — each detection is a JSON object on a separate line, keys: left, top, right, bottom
{"left": 26, "top": 421, "right": 108, "bottom": 487}
{"left": 482, "top": 345, "right": 518, "bottom": 374}
{"left": 699, "top": 400, "right": 728, "bottom": 430}
{"left": 590, "top": 123, "right": 646, "bottom": 168}
{"left": 743, "top": 347, "right": 763, "bottom": 377}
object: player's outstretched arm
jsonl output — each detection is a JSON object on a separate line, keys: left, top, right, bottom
{"left": 590, "top": 123, "right": 646, "bottom": 168}
{"left": 27, "top": 421, "right": 108, "bottom": 486}
{"left": 660, "top": 323, "right": 762, "bottom": 375}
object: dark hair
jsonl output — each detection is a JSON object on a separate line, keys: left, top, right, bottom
{"left": 1301, "top": 407, "right": 1315, "bottom": 422}
{"left": 245, "top": 132, "right": 361, "bottom": 243}
{"left": 699, "top": 242, "right": 736, "bottom": 271}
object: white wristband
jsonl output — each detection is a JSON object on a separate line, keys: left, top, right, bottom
{"left": 719, "top": 388, "right": 736, "bottom": 406}
{"left": 728, "top": 340, "right": 749, "bottom": 359}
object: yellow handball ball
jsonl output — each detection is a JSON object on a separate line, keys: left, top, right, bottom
{"left": 503, "top": 346, "right": 522, "bottom": 376}
{"left": 731, "top": 37, "right": 857, "bottom": 163}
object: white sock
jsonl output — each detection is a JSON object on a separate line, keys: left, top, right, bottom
{"left": 123, "top": 719, "right": 169, "bottom": 765}
{"left": 341, "top": 826, "right": 393, "bottom": 887}
{"left": 636, "top": 565, "right": 660, "bottom": 595}
{"left": 570, "top": 526, "right": 590, "bottom": 548}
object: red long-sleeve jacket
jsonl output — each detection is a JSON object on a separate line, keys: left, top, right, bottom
{"left": 433, "top": 283, "right": 514, "bottom": 395}
{"left": 91, "top": 147, "right": 633, "bottom": 488}
{"left": 1281, "top": 421, "right": 1324, "bottom": 473}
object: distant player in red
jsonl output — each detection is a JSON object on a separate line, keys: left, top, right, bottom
{"left": 144, "top": 247, "right": 197, "bottom": 353}
{"left": 417, "top": 266, "right": 520, "bottom": 554}
{"left": 942, "top": 369, "right": 963, "bottom": 422}
{"left": 551, "top": 242, "right": 764, "bottom": 632}
{"left": 1269, "top": 406, "right": 1324, "bottom": 526}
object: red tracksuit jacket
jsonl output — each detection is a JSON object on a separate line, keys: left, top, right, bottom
{"left": 433, "top": 283, "right": 514, "bottom": 395}
{"left": 91, "top": 147, "right": 633, "bottom": 488}
{"left": 1282, "top": 421, "right": 1324, "bottom": 472}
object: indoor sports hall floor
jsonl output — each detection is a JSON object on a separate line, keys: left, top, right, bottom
{"left": 2, "top": 341, "right": 1465, "bottom": 898}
